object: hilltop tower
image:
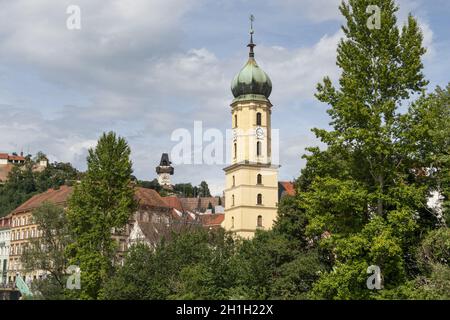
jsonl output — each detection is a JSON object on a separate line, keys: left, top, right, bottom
{"left": 156, "top": 153, "right": 174, "bottom": 189}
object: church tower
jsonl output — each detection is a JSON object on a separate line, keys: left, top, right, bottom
{"left": 223, "top": 16, "right": 279, "bottom": 238}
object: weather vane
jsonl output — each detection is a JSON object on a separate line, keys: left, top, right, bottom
{"left": 248, "top": 14, "right": 256, "bottom": 57}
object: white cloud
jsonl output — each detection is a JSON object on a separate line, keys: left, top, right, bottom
{"left": 274, "top": 0, "right": 341, "bottom": 22}
{"left": 1, "top": 0, "right": 440, "bottom": 193}
{"left": 258, "top": 31, "right": 342, "bottom": 106}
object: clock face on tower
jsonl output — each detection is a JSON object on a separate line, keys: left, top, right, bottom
{"left": 256, "top": 127, "right": 264, "bottom": 140}
{"left": 160, "top": 173, "right": 170, "bottom": 185}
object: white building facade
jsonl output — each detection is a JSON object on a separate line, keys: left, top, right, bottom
{"left": 0, "top": 216, "right": 11, "bottom": 286}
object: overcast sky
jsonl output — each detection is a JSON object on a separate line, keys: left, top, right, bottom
{"left": 0, "top": 0, "right": 448, "bottom": 195}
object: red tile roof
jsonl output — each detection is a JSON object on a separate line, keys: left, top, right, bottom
{"left": 10, "top": 186, "right": 170, "bottom": 216}
{"left": 135, "top": 187, "right": 170, "bottom": 209}
{"left": 8, "top": 155, "right": 25, "bottom": 161}
{"left": 12, "top": 185, "right": 73, "bottom": 214}
{"left": 0, "top": 153, "right": 26, "bottom": 161}
{"left": 163, "top": 196, "right": 184, "bottom": 212}
{"left": 178, "top": 197, "right": 224, "bottom": 212}
{"left": 279, "top": 181, "right": 295, "bottom": 196}
{"left": 200, "top": 213, "right": 224, "bottom": 227}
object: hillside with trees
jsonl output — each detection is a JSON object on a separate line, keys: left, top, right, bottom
{"left": 0, "top": 154, "right": 81, "bottom": 217}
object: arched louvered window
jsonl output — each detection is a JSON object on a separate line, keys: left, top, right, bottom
{"left": 257, "top": 193, "right": 262, "bottom": 205}
{"left": 256, "top": 112, "right": 262, "bottom": 126}
{"left": 257, "top": 215, "right": 263, "bottom": 227}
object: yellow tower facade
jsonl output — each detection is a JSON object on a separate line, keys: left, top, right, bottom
{"left": 223, "top": 21, "right": 279, "bottom": 238}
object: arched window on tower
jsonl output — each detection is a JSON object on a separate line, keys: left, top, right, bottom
{"left": 232, "top": 175, "right": 235, "bottom": 186}
{"left": 231, "top": 216, "right": 235, "bottom": 229}
{"left": 235, "top": 114, "right": 238, "bottom": 127}
{"left": 232, "top": 195, "right": 235, "bottom": 206}
{"left": 257, "top": 215, "right": 263, "bottom": 227}
{"left": 256, "top": 112, "right": 262, "bottom": 126}
{"left": 257, "top": 141, "right": 261, "bottom": 156}
{"left": 257, "top": 193, "right": 262, "bottom": 205}
{"left": 234, "top": 143, "right": 237, "bottom": 159}
{"left": 257, "top": 174, "right": 262, "bottom": 185}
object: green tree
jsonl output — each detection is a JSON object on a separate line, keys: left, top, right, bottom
{"left": 279, "top": 0, "right": 446, "bottom": 299}
{"left": 378, "top": 228, "right": 450, "bottom": 299}
{"left": 198, "top": 181, "right": 211, "bottom": 197}
{"left": 35, "top": 162, "right": 80, "bottom": 192}
{"left": 315, "top": 0, "right": 428, "bottom": 218}
{"left": 173, "top": 183, "right": 195, "bottom": 197}
{"left": 401, "top": 85, "right": 450, "bottom": 225}
{"left": 102, "top": 229, "right": 235, "bottom": 300}
{"left": 0, "top": 163, "right": 36, "bottom": 216}
{"left": 66, "top": 132, "right": 136, "bottom": 299}
{"left": 273, "top": 195, "right": 308, "bottom": 246}
{"left": 137, "top": 178, "right": 162, "bottom": 192}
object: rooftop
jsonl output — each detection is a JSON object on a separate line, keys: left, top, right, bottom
{"left": 0, "top": 153, "right": 26, "bottom": 162}
{"left": 279, "top": 181, "right": 296, "bottom": 197}
{"left": 11, "top": 185, "right": 73, "bottom": 214}
{"left": 135, "top": 187, "right": 170, "bottom": 209}
{"left": 199, "top": 213, "right": 225, "bottom": 228}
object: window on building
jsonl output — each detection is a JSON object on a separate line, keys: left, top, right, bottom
{"left": 232, "top": 175, "right": 235, "bottom": 186}
{"left": 234, "top": 114, "right": 238, "bottom": 127}
{"left": 231, "top": 216, "right": 235, "bottom": 229}
{"left": 257, "top": 193, "right": 262, "bottom": 205}
{"left": 257, "top": 141, "right": 261, "bottom": 156}
{"left": 257, "top": 174, "right": 262, "bottom": 185}
{"left": 257, "top": 215, "right": 263, "bottom": 227}
{"left": 256, "top": 112, "right": 262, "bottom": 126}
{"left": 234, "top": 143, "right": 237, "bottom": 159}
{"left": 232, "top": 195, "right": 235, "bottom": 206}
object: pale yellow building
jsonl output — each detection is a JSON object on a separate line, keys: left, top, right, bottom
{"left": 8, "top": 186, "right": 72, "bottom": 283}
{"left": 223, "top": 23, "right": 279, "bottom": 238}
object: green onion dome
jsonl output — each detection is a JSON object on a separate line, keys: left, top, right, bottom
{"left": 231, "top": 29, "right": 272, "bottom": 99}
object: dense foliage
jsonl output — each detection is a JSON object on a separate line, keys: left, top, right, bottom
{"left": 137, "top": 179, "right": 212, "bottom": 198}
{"left": 102, "top": 228, "right": 326, "bottom": 300}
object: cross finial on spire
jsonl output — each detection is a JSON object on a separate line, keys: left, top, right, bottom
{"left": 248, "top": 14, "right": 256, "bottom": 58}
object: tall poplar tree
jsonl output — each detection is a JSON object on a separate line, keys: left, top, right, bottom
{"left": 281, "top": 0, "right": 448, "bottom": 299}
{"left": 66, "top": 132, "right": 136, "bottom": 299}
{"left": 315, "top": 0, "right": 428, "bottom": 217}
